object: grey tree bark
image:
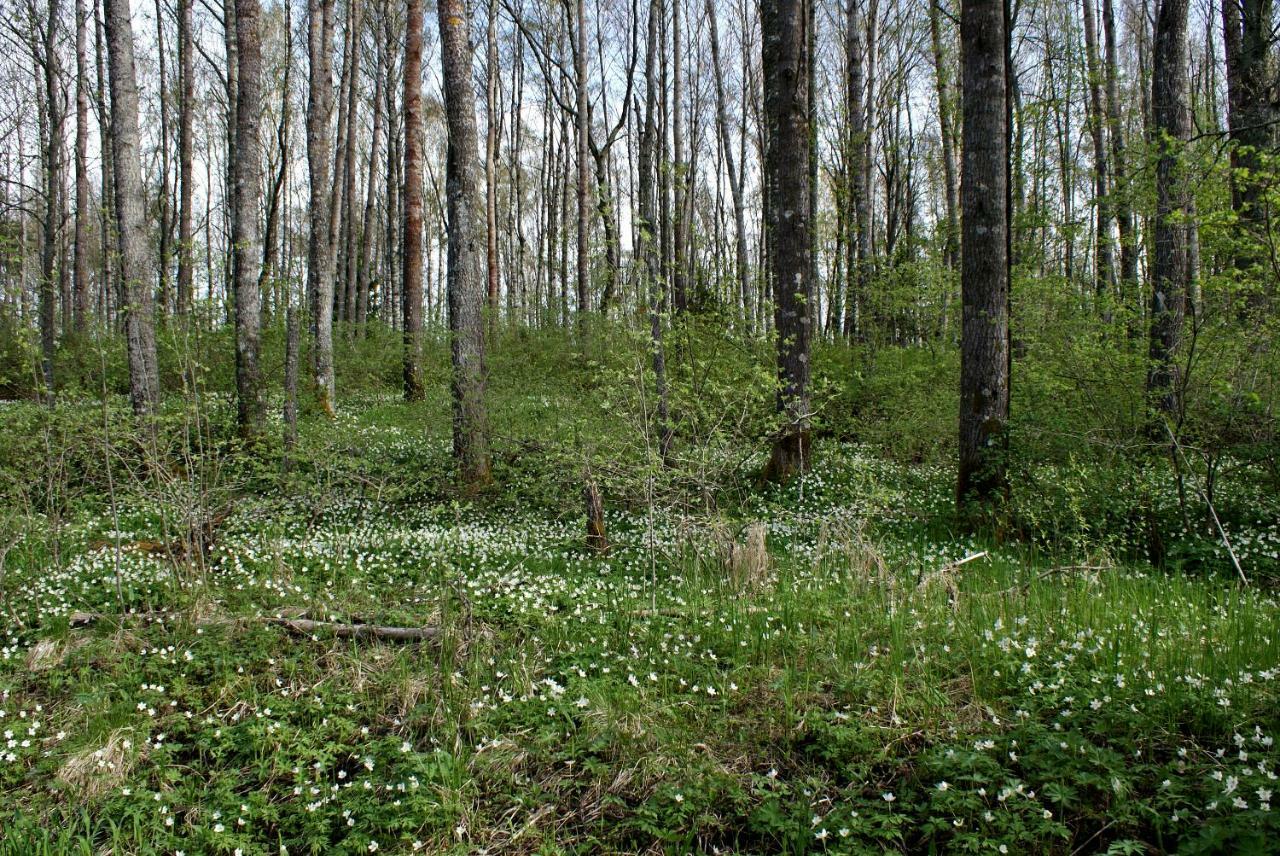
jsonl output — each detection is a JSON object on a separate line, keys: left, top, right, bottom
{"left": 73, "top": 0, "right": 92, "bottom": 332}
{"left": 706, "top": 0, "right": 751, "bottom": 330}
{"left": 103, "top": 0, "right": 160, "bottom": 414}
{"left": 307, "top": 0, "right": 337, "bottom": 414}
{"left": 956, "top": 0, "right": 1010, "bottom": 513}
{"left": 232, "top": 0, "right": 265, "bottom": 438}
{"left": 177, "top": 0, "right": 195, "bottom": 315}
{"left": 438, "top": 0, "right": 492, "bottom": 486}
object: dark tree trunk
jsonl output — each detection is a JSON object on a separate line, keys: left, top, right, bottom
{"left": 1146, "top": 0, "right": 1190, "bottom": 419}
{"left": 956, "top": 0, "right": 1010, "bottom": 514}
{"left": 103, "top": 0, "right": 160, "bottom": 413}
{"left": 761, "top": 0, "right": 812, "bottom": 483}
{"left": 232, "top": 0, "right": 265, "bottom": 439}
{"left": 438, "top": 0, "right": 492, "bottom": 487}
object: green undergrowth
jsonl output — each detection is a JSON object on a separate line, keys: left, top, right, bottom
{"left": 0, "top": 436, "right": 1277, "bottom": 854}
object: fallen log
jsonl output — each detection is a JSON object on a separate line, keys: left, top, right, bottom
{"left": 65, "top": 610, "right": 439, "bottom": 643}
{"left": 267, "top": 618, "right": 440, "bottom": 642}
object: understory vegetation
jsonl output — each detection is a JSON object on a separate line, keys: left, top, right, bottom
{"left": 0, "top": 323, "right": 1277, "bottom": 855}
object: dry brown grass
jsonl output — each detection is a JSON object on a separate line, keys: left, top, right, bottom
{"left": 56, "top": 729, "right": 141, "bottom": 800}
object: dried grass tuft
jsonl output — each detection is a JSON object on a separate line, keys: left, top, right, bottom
{"left": 56, "top": 729, "right": 140, "bottom": 800}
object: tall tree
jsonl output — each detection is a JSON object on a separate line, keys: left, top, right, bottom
{"left": 103, "top": 0, "right": 160, "bottom": 413}
{"left": 1082, "top": 0, "right": 1114, "bottom": 303}
{"left": 1146, "top": 0, "right": 1190, "bottom": 419}
{"left": 1101, "top": 0, "right": 1136, "bottom": 306}
{"left": 438, "top": 0, "right": 492, "bottom": 486}
{"left": 307, "top": 0, "right": 338, "bottom": 413}
{"left": 928, "top": 0, "right": 960, "bottom": 271}
{"left": 641, "top": 0, "right": 672, "bottom": 459}
{"left": 844, "top": 0, "right": 869, "bottom": 338}
{"left": 485, "top": 0, "right": 500, "bottom": 324}
{"left": 956, "top": 0, "right": 1010, "bottom": 513}
{"left": 36, "top": 0, "right": 64, "bottom": 395}
{"left": 1222, "top": 0, "right": 1275, "bottom": 293}
{"left": 574, "top": 0, "right": 591, "bottom": 320}
{"left": 402, "top": 0, "right": 425, "bottom": 400}
{"left": 760, "top": 0, "right": 812, "bottom": 482}
{"left": 232, "top": 0, "right": 265, "bottom": 438}
{"left": 706, "top": 0, "right": 751, "bottom": 329}
{"left": 73, "top": 0, "right": 92, "bottom": 332}
{"left": 176, "top": 0, "right": 196, "bottom": 315}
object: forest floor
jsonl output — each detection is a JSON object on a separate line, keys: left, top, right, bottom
{"left": 1, "top": 395, "right": 1279, "bottom": 855}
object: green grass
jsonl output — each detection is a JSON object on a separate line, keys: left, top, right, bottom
{"left": 0, "top": 427, "right": 1277, "bottom": 854}
{"left": 0, "top": 324, "right": 1277, "bottom": 854}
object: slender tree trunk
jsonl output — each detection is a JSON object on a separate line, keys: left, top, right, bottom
{"left": 177, "top": 0, "right": 195, "bottom": 316}
{"left": 485, "top": 0, "right": 500, "bottom": 326}
{"left": 671, "top": 0, "right": 689, "bottom": 313}
{"left": 1100, "top": 0, "right": 1135, "bottom": 315}
{"left": 956, "top": 0, "right": 1010, "bottom": 514}
{"left": 340, "top": 0, "right": 363, "bottom": 325}
{"left": 307, "top": 0, "right": 337, "bottom": 413}
{"left": 356, "top": 11, "right": 386, "bottom": 332}
{"left": 706, "top": 0, "right": 751, "bottom": 331}
{"left": 929, "top": 0, "right": 960, "bottom": 271}
{"left": 260, "top": 4, "right": 292, "bottom": 300}
{"left": 1082, "top": 0, "right": 1114, "bottom": 304}
{"left": 232, "top": 0, "right": 265, "bottom": 439}
{"left": 761, "top": 0, "right": 812, "bottom": 483}
{"left": 37, "top": 0, "right": 64, "bottom": 396}
{"left": 844, "top": 0, "right": 868, "bottom": 339}
{"left": 72, "top": 0, "right": 92, "bottom": 333}
{"left": 438, "top": 0, "right": 492, "bottom": 486}
{"left": 94, "top": 5, "right": 114, "bottom": 324}
{"left": 403, "top": 0, "right": 425, "bottom": 400}
{"left": 154, "top": 0, "right": 172, "bottom": 316}
{"left": 1146, "top": 0, "right": 1190, "bottom": 419}
{"left": 641, "top": 0, "right": 672, "bottom": 459}
{"left": 575, "top": 0, "right": 591, "bottom": 321}
{"left": 103, "top": 0, "right": 160, "bottom": 413}
{"left": 1222, "top": 0, "right": 1275, "bottom": 299}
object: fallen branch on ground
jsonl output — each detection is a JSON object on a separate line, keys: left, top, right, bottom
{"left": 65, "top": 610, "right": 439, "bottom": 642}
